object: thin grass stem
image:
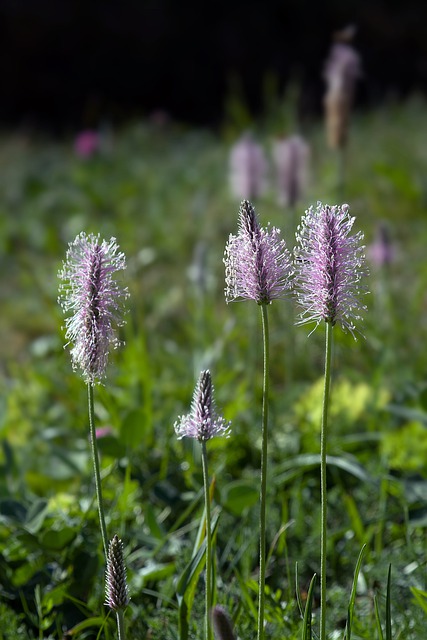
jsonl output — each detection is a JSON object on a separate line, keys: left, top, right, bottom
{"left": 257, "top": 303, "right": 270, "bottom": 640}
{"left": 201, "top": 439, "right": 213, "bottom": 640}
{"left": 320, "top": 321, "right": 333, "bottom": 640}
{"left": 87, "top": 383, "right": 109, "bottom": 559}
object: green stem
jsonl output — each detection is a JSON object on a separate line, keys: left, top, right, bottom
{"left": 201, "top": 440, "right": 213, "bottom": 640}
{"left": 320, "top": 321, "right": 333, "bottom": 640}
{"left": 257, "top": 303, "right": 270, "bottom": 640}
{"left": 87, "top": 383, "right": 109, "bottom": 559}
{"left": 116, "top": 610, "right": 126, "bottom": 640}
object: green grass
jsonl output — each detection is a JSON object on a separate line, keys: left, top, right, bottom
{"left": 1, "top": 96, "right": 427, "bottom": 638}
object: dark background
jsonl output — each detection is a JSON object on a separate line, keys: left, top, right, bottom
{"left": 2, "top": 0, "right": 427, "bottom": 131}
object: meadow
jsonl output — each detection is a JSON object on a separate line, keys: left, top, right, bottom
{"left": 1, "top": 95, "right": 427, "bottom": 639}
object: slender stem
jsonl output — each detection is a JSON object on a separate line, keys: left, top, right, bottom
{"left": 201, "top": 439, "right": 213, "bottom": 640}
{"left": 320, "top": 321, "right": 333, "bottom": 640}
{"left": 116, "top": 610, "right": 126, "bottom": 640}
{"left": 257, "top": 303, "right": 270, "bottom": 640}
{"left": 87, "top": 383, "right": 109, "bottom": 559}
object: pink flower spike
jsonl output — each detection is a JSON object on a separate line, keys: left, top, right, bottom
{"left": 224, "top": 200, "right": 293, "bottom": 305}
{"left": 294, "top": 202, "right": 368, "bottom": 337}
{"left": 58, "top": 232, "right": 129, "bottom": 383}
{"left": 174, "top": 370, "right": 231, "bottom": 442}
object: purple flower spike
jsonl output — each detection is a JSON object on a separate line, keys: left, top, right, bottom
{"left": 58, "top": 232, "right": 129, "bottom": 384}
{"left": 224, "top": 200, "right": 293, "bottom": 305}
{"left": 294, "top": 202, "right": 367, "bottom": 337}
{"left": 174, "top": 370, "right": 231, "bottom": 442}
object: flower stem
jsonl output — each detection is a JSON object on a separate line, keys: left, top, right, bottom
{"left": 87, "top": 383, "right": 109, "bottom": 559}
{"left": 201, "top": 439, "right": 213, "bottom": 640}
{"left": 257, "top": 303, "right": 270, "bottom": 640}
{"left": 320, "top": 321, "right": 333, "bottom": 640}
{"left": 116, "top": 610, "right": 126, "bottom": 640}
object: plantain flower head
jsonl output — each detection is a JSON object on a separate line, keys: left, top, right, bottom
{"left": 224, "top": 200, "right": 293, "bottom": 305}
{"left": 294, "top": 202, "right": 367, "bottom": 337}
{"left": 174, "top": 370, "right": 231, "bottom": 442}
{"left": 105, "top": 535, "right": 130, "bottom": 612}
{"left": 58, "top": 232, "right": 129, "bottom": 384}
{"left": 212, "top": 605, "right": 236, "bottom": 640}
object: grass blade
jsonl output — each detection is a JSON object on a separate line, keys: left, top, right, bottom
{"left": 295, "top": 562, "right": 303, "bottom": 617}
{"left": 302, "top": 573, "right": 317, "bottom": 640}
{"left": 344, "top": 543, "right": 367, "bottom": 640}
{"left": 176, "top": 510, "right": 220, "bottom": 640}
{"left": 373, "top": 594, "right": 384, "bottom": 640}
{"left": 385, "top": 564, "right": 392, "bottom": 640}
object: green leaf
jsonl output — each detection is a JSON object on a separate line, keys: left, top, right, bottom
{"left": 233, "top": 570, "right": 257, "bottom": 620}
{"left": 374, "top": 594, "right": 384, "bottom": 640}
{"left": 120, "top": 408, "right": 150, "bottom": 449}
{"left": 295, "top": 562, "right": 304, "bottom": 618}
{"left": 302, "top": 573, "right": 316, "bottom": 640}
{"left": 40, "top": 524, "right": 78, "bottom": 550}
{"left": 0, "top": 499, "right": 27, "bottom": 524}
{"left": 343, "top": 494, "right": 365, "bottom": 543}
{"left": 144, "top": 503, "right": 165, "bottom": 540}
{"left": 344, "top": 544, "right": 367, "bottom": 640}
{"left": 222, "top": 480, "right": 259, "bottom": 516}
{"left": 274, "top": 454, "right": 371, "bottom": 485}
{"left": 176, "top": 512, "right": 220, "bottom": 640}
{"left": 410, "top": 587, "right": 427, "bottom": 614}
{"left": 66, "top": 616, "right": 108, "bottom": 636}
{"left": 24, "top": 499, "right": 49, "bottom": 534}
{"left": 135, "top": 561, "right": 176, "bottom": 585}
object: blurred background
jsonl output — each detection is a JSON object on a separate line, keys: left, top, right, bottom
{"left": 2, "top": 0, "right": 427, "bottom": 132}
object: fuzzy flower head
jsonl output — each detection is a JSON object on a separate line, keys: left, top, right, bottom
{"left": 105, "top": 535, "right": 130, "bottom": 612}
{"left": 212, "top": 605, "right": 236, "bottom": 640}
{"left": 174, "top": 370, "right": 231, "bottom": 442}
{"left": 224, "top": 200, "right": 293, "bottom": 305}
{"left": 58, "top": 232, "right": 129, "bottom": 384}
{"left": 294, "top": 202, "right": 367, "bottom": 337}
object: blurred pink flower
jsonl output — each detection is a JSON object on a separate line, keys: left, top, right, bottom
{"left": 229, "top": 133, "right": 268, "bottom": 200}
{"left": 74, "top": 130, "right": 100, "bottom": 158}
{"left": 95, "top": 426, "right": 113, "bottom": 439}
{"left": 368, "top": 223, "right": 395, "bottom": 267}
{"left": 272, "top": 135, "right": 310, "bottom": 207}
{"left": 324, "top": 43, "right": 361, "bottom": 96}
{"left": 323, "top": 42, "right": 361, "bottom": 149}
